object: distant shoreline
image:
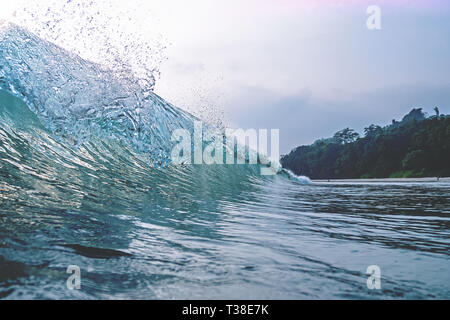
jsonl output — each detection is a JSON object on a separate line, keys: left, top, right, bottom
{"left": 281, "top": 109, "right": 449, "bottom": 181}
{"left": 313, "top": 177, "right": 450, "bottom": 183}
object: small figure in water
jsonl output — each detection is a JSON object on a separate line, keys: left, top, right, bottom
{"left": 437, "top": 176, "right": 440, "bottom": 181}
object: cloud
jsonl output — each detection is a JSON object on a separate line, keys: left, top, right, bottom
{"left": 151, "top": 1, "right": 450, "bottom": 156}
{"left": 226, "top": 84, "right": 450, "bottom": 154}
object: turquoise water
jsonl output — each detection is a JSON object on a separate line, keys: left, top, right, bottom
{"left": 0, "top": 24, "right": 449, "bottom": 299}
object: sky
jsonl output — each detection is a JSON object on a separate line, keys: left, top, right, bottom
{"left": 2, "top": 0, "right": 450, "bottom": 153}
{"left": 151, "top": 0, "right": 450, "bottom": 153}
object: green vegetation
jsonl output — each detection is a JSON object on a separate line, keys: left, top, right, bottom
{"left": 280, "top": 108, "right": 450, "bottom": 179}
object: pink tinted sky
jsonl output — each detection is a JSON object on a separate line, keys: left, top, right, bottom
{"left": 261, "top": 0, "right": 450, "bottom": 11}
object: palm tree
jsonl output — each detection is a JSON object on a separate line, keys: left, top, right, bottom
{"left": 434, "top": 107, "right": 440, "bottom": 117}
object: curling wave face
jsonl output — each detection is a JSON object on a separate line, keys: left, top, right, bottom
{"left": 0, "top": 22, "right": 199, "bottom": 166}
{"left": 0, "top": 23, "right": 449, "bottom": 299}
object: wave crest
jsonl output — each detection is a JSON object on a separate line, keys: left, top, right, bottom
{"left": 0, "top": 22, "right": 196, "bottom": 166}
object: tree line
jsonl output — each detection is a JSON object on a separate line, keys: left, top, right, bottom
{"left": 280, "top": 108, "right": 450, "bottom": 179}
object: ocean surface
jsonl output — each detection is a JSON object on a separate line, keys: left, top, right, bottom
{"left": 1, "top": 23, "right": 449, "bottom": 299}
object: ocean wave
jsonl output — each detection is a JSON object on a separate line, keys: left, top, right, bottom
{"left": 0, "top": 22, "right": 197, "bottom": 167}
{"left": 0, "top": 22, "right": 304, "bottom": 179}
{"left": 2, "top": 22, "right": 450, "bottom": 301}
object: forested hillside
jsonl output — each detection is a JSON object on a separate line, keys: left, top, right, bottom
{"left": 281, "top": 108, "right": 450, "bottom": 179}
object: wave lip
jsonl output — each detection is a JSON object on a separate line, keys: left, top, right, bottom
{"left": 0, "top": 22, "right": 197, "bottom": 166}
{"left": 0, "top": 22, "right": 311, "bottom": 182}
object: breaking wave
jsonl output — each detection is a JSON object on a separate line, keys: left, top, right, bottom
{"left": 3, "top": 21, "right": 446, "bottom": 301}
